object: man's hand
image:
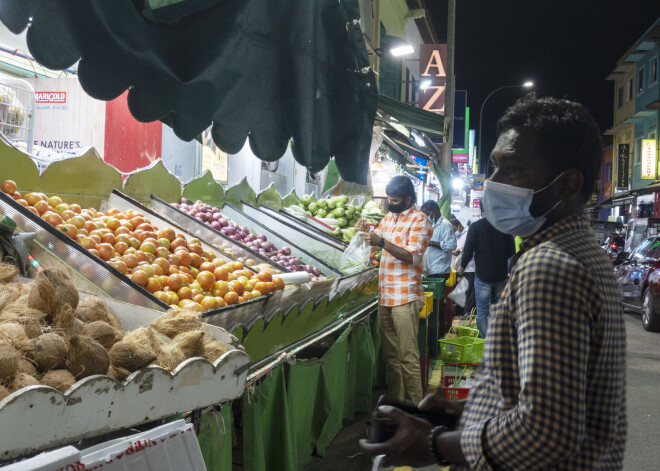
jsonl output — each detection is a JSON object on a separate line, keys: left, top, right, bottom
{"left": 359, "top": 406, "right": 435, "bottom": 467}
{"left": 452, "top": 248, "right": 462, "bottom": 256}
{"left": 419, "top": 394, "right": 466, "bottom": 421}
{"left": 361, "top": 231, "right": 381, "bottom": 247}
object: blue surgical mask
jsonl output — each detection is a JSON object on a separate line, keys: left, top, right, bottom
{"left": 455, "top": 230, "right": 463, "bottom": 238}
{"left": 482, "top": 172, "right": 564, "bottom": 237}
{"left": 428, "top": 216, "right": 435, "bottom": 224}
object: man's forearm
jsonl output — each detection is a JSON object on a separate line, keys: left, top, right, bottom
{"left": 383, "top": 239, "right": 413, "bottom": 264}
{"left": 436, "top": 431, "right": 467, "bottom": 466}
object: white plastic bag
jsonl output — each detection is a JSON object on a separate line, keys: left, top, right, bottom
{"left": 448, "top": 276, "right": 469, "bottom": 307}
{"left": 339, "top": 234, "right": 371, "bottom": 274}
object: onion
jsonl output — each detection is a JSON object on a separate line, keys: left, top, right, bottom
{"left": 212, "top": 207, "right": 219, "bottom": 213}
{"left": 212, "top": 213, "right": 223, "bottom": 222}
{"left": 258, "top": 234, "right": 267, "bottom": 242}
{"left": 211, "top": 221, "right": 222, "bottom": 230}
{"left": 280, "top": 247, "right": 291, "bottom": 256}
{"left": 223, "top": 226, "right": 236, "bottom": 236}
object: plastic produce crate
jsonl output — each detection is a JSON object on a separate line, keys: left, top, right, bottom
{"left": 450, "top": 326, "right": 481, "bottom": 338}
{"left": 439, "top": 336, "right": 485, "bottom": 364}
{"left": 422, "top": 277, "right": 445, "bottom": 299}
{"left": 441, "top": 364, "right": 478, "bottom": 400}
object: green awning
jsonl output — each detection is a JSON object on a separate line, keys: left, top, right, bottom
{"left": 378, "top": 94, "right": 444, "bottom": 139}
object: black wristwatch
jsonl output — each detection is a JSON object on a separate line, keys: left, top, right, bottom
{"left": 377, "top": 237, "right": 385, "bottom": 248}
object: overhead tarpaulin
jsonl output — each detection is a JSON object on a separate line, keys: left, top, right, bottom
{"left": 378, "top": 94, "right": 444, "bottom": 139}
{"left": 0, "top": 0, "right": 378, "bottom": 184}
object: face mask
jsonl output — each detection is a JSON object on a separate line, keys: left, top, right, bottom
{"left": 387, "top": 200, "right": 407, "bottom": 214}
{"left": 482, "top": 172, "right": 565, "bottom": 237}
{"left": 456, "top": 231, "right": 463, "bottom": 238}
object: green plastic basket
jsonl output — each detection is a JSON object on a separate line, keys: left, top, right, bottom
{"left": 439, "top": 337, "right": 485, "bottom": 364}
{"left": 451, "top": 326, "right": 481, "bottom": 338}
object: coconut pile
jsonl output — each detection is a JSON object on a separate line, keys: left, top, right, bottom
{"left": 0, "top": 264, "right": 232, "bottom": 401}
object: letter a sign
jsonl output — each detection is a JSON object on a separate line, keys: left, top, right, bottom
{"left": 419, "top": 44, "right": 447, "bottom": 114}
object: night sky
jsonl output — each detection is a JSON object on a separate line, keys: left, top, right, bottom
{"left": 427, "top": 1, "right": 660, "bottom": 173}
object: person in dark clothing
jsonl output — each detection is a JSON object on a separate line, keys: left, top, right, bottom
{"left": 457, "top": 201, "right": 515, "bottom": 338}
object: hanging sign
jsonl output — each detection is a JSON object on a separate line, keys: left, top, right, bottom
{"left": 616, "top": 143, "right": 629, "bottom": 189}
{"left": 419, "top": 44, "right": 447, "bottom": 113}
{"left": 641, "top": 139, "right": 657, "bottom": 180}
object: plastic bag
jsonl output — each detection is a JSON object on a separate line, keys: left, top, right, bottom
{"left": 339, "top": 234, "right": 371, "bottom": 274}
{"left": 447, "top": 277, "right": 468, "bottom": 307}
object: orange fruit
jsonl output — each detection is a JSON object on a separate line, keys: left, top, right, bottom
{"left": 224, "top": 291, "right": 239, "bottom": 305}
{"left": 228, "top": 280, "right": 244, "bottom": 296}
{"left": 1, "top": 180, "right": 17, "bottom": 195}
{"left": 131, "top": 270, "right": 148, "bottom": 287}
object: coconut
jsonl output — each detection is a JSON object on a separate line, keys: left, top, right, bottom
{"left": 74, "top": 297, "right": 112, "bottom": 324}
{"left": 106, "top": 312, "right": 123, "bottom": 332}
{"left": 28, "top": 333, "right": 68, "bottom": 372}
{"left": 18, "top": 282, "right": 33, "bottom": 297}
{"left": 0, "top": 262, "right": 19, "bottom": 284}
{"left": 0, "top": 384, "right": 9, "bottom": 400}
{"left": 16, "top": 355, "right": 37, "bottom": 376}
{"left": 0, "top": 283, "right": 21, "bottom": 312}
{"left": 9, "top": 372, "right": 39, "bottom": 392}
{"left": 150, "top": 308, "right": 203, "bottom": 339}
{"left": 108, "top": 365, "right": 131, "bottom": 381}
{"left": 82, "top": 321, "right": 121, "bottom": 350}
{"left": 0, "top": 342, "right": 19, "bottom": 383}
{"left": 28, "top": 269, "right": 78, "bottom": 316}
{"left": 66, "top": 335, "right": 110, "bottom": 379}
{"left": 108, "top": 341, "right": 157, "bottom": 372}
{"left": 154, "top": 344, "right": 187, "bottom": 371}
{"left": 123, "top": 327, "right": 163, "bottom": 356}
{"left": 0, "top": 300, "right": 49, "bottom": 324}
{"left": 0, "top": 322, "right": 29, "bottom": 350}
{"left": 40, "top": 369, "right": 76, "bottom": 393}
{"left": 171, "top": 331, "right": 205, "bottom": 358}
{"left": 53, "top": 304, "right": 85, "bottom": 340}
{"left": 203, "top": 336, "right": 230, "bottom": 363}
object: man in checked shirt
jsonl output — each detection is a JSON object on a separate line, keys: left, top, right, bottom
{"left": 361, "top": 95, "right": 627, "bottom": 470}
{"left": 361, "top": 175, "right": 433, "bottom": 403}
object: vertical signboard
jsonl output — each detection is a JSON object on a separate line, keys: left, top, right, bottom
{"left": 616, "top": 143, "right": 629, "bottom": 190}
{"left": 201, "top": 128, "right": 228, "bottom": 182}
{"left": 452, "top": 91, "right": 467, "bottom": 148}
{"left": 641, "top": 139, "right": 656, "bottom": 180}
{"left": 468, "top": 129, "right": 476, "bottom": 168}
{"left": 419, "top": 44, "right": 447, "bottom": 113}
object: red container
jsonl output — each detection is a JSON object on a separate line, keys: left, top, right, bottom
{"left": 441, "top": 363, "right": 479, "bottom": 400}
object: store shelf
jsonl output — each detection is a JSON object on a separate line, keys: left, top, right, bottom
{"left": 0, "top": 295, "right": 250, "bottom": 461}
{"left": 239, "top": 202, "right": 347, "bottom": 269}
{"left": 221, "top": 203, "right": 343, "bottom": 278}
{"left": 0, "top": 190, "right": 168, "bottom": 312}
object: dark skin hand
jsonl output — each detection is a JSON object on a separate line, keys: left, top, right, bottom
{"left": 359, "top": 395, "right": 468, "bottom": 467}
{"left": 361, "top": 195, "right": 415, "bottom": 264}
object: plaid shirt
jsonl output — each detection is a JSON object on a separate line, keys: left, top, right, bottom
{"left": 375, "top": 207, "right": 432, "bottom": 307}
{"left": 456, "top": 214, "right": 627, "bottom": 470}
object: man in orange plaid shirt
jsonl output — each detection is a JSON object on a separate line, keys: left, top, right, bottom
{"left": 362, "top": 176, "right": 432, "bottom": 403}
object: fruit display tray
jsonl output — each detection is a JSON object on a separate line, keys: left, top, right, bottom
{"left": 0, "top": 294, "right": 250, "bottom": 462}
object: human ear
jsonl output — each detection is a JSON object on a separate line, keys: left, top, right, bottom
{"left": 560, "top": 169, "right": 583, "bottom": 201}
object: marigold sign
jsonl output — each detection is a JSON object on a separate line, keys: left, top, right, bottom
{"left": 641, "top": 139, "right": 657, "bottom": 180}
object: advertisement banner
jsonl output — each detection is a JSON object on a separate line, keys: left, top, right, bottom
{"left": 453, "top": 91, "right": 466, "bottom": 148}
{"left": 472, "top": 175, "right": 485, "bottom": 191}
{"left": 28, "top": 78, "right": 106, "bottom": 155}
{"left": 616, "top": 143, "right": 629, "bottom": 189}
{"left": 201, "top": 128, "right": 228, "bottom": 182}
{"left": 419, "top": 44, "right": 447, "bottom": 113}
{"left": 641, "top": 139, "right": 657, "bottom": 180}
{"left": 452, "top": 153, "right": 469, "bottom": 163}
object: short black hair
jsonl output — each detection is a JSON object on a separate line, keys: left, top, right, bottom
{"left": 420, "top": 200, "right": 440, "bottom": 219}
{"left": 386, "top": 175, "right": 416, "bottom": 203}
{"left": 497, "top": 94, "right": 603, "bottom": 201}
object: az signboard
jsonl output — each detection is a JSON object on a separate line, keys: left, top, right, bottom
{"left": 419, "top": 44, "right": 447, "bottom": 113}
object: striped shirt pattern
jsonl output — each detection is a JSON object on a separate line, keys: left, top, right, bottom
{"left": 456, "top": 214, "right": 627, "bottom": 470}
{"left": 376, "top": 207, "right": 432, "bottom": 307}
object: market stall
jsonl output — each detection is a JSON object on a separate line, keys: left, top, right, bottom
{"left": 0, "top": 139, "right": 381, "bottom": 469}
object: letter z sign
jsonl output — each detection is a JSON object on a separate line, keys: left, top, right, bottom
{"left": 419, "top": 44, "right": 447, "bottom": 114}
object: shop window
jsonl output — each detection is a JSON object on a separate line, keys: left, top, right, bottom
{"left": 617, "top": 86, "right": 624, "bottom": 108}
{"left": 635, "top": 137, "right": 642, "bottom": 164}
{"left": 638, "top": 67, "right": 645, "bottom": 94}
{"left": 627, "top": 77, "right": 633, "bottom": 102}
{"left": 651, "top": 57, "right": 658, "bottom": 85}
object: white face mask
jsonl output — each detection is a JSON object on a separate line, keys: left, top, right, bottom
{"left": 482, "top": 172, "right": 565, "bottom": 237}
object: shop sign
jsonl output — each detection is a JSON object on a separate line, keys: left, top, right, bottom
{"left": 471, "top": 197, "right": 482, "bottom": 209}
{"left": 35, "top": 92, "right": 66, "bottom": 103}
{"left": 616, "top": 143, "right": 629, "bottom": 189}
{"left": 472, "top": 175, "right": 485, "bottom": 191}
{"left": 201, "top": 128, "right": 228, "bottom": 182}
{"left": 641, "top": 139, "right": 657, "bottom": 180}
{"left": 452, "top": 152, "right": 469, "bottom": 163}
{"left": 453, "top": 91, "right": 467, "bottom": 148}
{"left": 419, "top": 44, "right": 447, "bottom": 113}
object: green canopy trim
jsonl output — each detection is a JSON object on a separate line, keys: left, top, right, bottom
{"left": 378, "top": 94, "right": 444, "bottom": 139}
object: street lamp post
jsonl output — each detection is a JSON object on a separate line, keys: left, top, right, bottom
{"left": 477, "top": 81, "right": 534, "bottom": 174}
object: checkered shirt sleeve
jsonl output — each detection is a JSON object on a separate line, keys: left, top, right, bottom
{"left": 376, "top": 209, "right": 432, "bottom": 306}
{"left": 455, "top": 215, "right": 627, "bottom": 470}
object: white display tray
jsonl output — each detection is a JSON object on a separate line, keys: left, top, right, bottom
{"left": 0, "top": 295, "right": 250, "bottom": 461}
